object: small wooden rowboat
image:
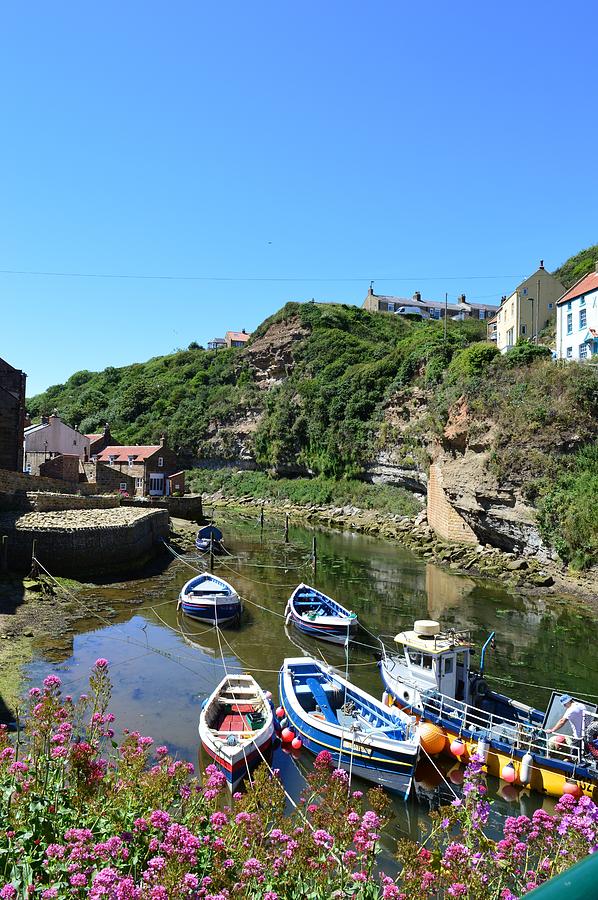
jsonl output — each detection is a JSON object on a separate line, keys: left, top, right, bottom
{"left": 285, "top": 584, "right": 358, "bottom": 645}
{"left": 195, "top": 524, "right": 224, "bottom": 552}
{"left": 279, "top": 657, "right": 419, "bottom": 799}
{"left": 178, "top": 573, "right": 241, "bottom": 625}
{"left": 199, "top": 674, "right": 276, "bottom": 790}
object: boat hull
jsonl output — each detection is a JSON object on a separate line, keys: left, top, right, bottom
{"left": 379, "top": 662, "right": 598, "bottom": 800}
{"left": 288, "top": 609, "right": 357, "bottom": 645}
{"left": 201, "top": 729, "right": 274, "bottom": 791}
{"left": 179, "top": 599, "right": 241, "bottom": 624}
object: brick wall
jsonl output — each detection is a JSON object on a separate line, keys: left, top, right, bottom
{"left": 427, "top": 464, "right": 478, "bottom": 544}
{"left": 39, "top": 454, "right": 80, "bottom": 482}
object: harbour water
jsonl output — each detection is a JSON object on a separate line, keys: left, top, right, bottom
{"left": 23, "top": 510, "right": 598, "bottom": 847}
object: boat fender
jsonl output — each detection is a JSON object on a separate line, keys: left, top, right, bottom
{"left": 501, "top": 762, "right": 517, "bottom": 784}
{"left": 520, "top": 751, "right": 533, "bottom": 784}
{"left": 382, "top": 691, "right": 390, "bottom": 707}
{"left": 226, "top": 735, "right": 237, "bottom": 746}
{"left": 476, "top": 733, "right": 489, "bottom": 763}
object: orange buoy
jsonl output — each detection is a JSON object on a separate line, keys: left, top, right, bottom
{"left": 501, "top": 762, "right": 517, "bottom": 784}
{"left": 450, "top": 738, "right": 466, "bottom": 758}
{"left": 291, "top": 737, "right": 302, "bottom": 751}
{"left": 281, "top": 728, "right": 295, "bottom": 743}
{"left": 275, "top": 707, "right": 285, "bottom": 719}
{"left": 418, "top": 722, "right": 446, "bottom": 756}
{"left": 562, "top": 779, "right": 582, "bottom": 798}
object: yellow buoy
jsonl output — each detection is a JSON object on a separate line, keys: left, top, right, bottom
{"left": 418, "top": 722, "right": 446, "bottom": 756}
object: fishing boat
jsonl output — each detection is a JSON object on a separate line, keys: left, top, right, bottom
{"left": 378, "top": 619, "right": 598, "bottom": 800}
{"left": 279, "top": 657, "right": 419, "bottom": 798}
{"left": 199, "top": 674, "right": 276, "bottom": 790}
{"left": 195, "top": 524, "right": 224, "bottom": 553}
{"left": 177, "top": 573, "right": 242, "bottom": 625}
{"left": 284, "top": 584, "right": 358, "bottom": 645}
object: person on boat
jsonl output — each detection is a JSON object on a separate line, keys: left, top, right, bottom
{"left": 547, "top": 694, "right": 585, "bottom": 756}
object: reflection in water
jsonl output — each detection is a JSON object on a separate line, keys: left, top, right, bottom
{"left": 23, "top": 511, "right": 597, "bottom": 844}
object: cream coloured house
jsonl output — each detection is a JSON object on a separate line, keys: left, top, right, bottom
{"left": 486, "top": 262, "right": 564, "bottom": 352}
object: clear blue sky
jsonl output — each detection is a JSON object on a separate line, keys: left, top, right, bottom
{"left": 1, "top": 1, "right": 596, "bottom": 394}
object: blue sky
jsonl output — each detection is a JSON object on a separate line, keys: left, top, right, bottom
{"left": 1, "top": 1, "right": 596, "bottom": 394}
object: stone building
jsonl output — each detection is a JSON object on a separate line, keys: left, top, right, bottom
{"left": 86, "top": 423, "right": 120, "bottom": 457}
{"left": 96, "top": 438, "right": 184, "bottom": 496}
{"left": 0, "top": 356, "right": 27, "bottom": 472}
{"left": 225, "top": 330, "right": 251, "bottom": 348}
{"left": 362, "top": 286, "right": 496, "bottom": 320}
{"left": 24, "top": 413, "right": 91, "bottom": 475}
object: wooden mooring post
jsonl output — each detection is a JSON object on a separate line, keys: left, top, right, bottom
{"left": 311, "top": 534, "right": 317, "bottom": 578}
{"left": 259, "top": 504, "right": 264, "bottom": 535}
{"left": 284, "top": 513, "right": 289, "bottom": 543}
{"left": 0, "top": 535, "right": 7, "bottom": 574}
{"left": 209, "top": 534, "right": 215, "bottom": 572}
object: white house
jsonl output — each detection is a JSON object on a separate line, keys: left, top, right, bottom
{"left": 24, "top": 413, "right": 90, "bottom": 473}
{"left": 556, "top": 265, "right": 598, "bottom": 361}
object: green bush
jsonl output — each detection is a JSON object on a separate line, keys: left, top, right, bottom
{"left": 503, "top": 339, "right": 552, "bottom": 368}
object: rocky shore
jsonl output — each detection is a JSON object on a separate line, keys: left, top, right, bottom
{"left": 202, "top": 493, "right": 597, "bottom": 605}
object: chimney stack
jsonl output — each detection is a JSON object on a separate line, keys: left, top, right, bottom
{"left": 413, "top": 291, "right": 421, "bottom": 302}
{"left": 458, "top": 294, "right": 466, "bottom": 304}
{"left": 539, "top": 259, "right": 545, "bottom": 270}
{"left": 595, "top": 261, "right": 598, "bottom": 273}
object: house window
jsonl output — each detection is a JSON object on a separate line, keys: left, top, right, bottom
{"left": 521, "top": 324, "right": 527, "bottom": 335}
{"left": 506, "top": 327, "right": 514, "bottom": 346}
{"left": 109, "top": 455, "right": 117, "bottom": 464}
{"left": 580, "top": 309, "right": 587, "bottom": 329}
{"left": 158, "top": 457, "right": 164, "bottom": 467}
{"left": 566, "top": 347, "right": 573, "bottom": 359}
{"left": 430, "top": 308, "right": 440, "bottom": 320}
{"left": 135, "top": 477, "right": 143, "bottom": 488}
{"left": 567, "top": 301, "right": 572, "bottom": 311}
{"left": 579, "top": 343, "right": 588, "bottom": 360}
{"left": 548, "top": 302, "right": 553, "bottom": 310}
{"left": 580, "top": 295, "right": 585, "bottom": 306}
{"left": 119, "top": 482, "right": 127, "bottom": 491}
{"left": 567, "top": 313, "right": 573, "bottom": 334}
{"left": 128, "top": 455, "right": 135, "bottom": 467}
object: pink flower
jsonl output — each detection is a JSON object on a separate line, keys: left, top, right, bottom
{"left": 149, "top": 810, "right": 170, "bottom": 830}
{"left": 448, "top": 885, "right": 467, "bottom": 898}
{"left": 0, "top": 887, "right": 17, "bottom": 899}
{"left": 43, "top": 674, "right": 62, "bottom": 689}
{"left": 95, "top": 658, "right": 109, "bottom": 668}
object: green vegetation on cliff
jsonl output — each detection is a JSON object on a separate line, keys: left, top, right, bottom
{"left": 554, "top": 243, "right": 598, "bottom": 288}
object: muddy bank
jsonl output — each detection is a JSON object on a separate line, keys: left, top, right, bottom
{"left": 201, "top": 494, "right": 597, "bottom": 606}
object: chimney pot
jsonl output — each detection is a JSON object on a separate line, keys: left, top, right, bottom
{"left": 413, "top": 291, "right": 421, "bottom": 302}
{"left": 540, "top": 259, "right": 544, "bottom": 269}
{"left": 459, "top": 294, "right": 466, "bottom": 304}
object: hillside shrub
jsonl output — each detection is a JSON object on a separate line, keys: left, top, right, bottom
{"left": 503, "top": 339, "right": 552, "bottom": 368}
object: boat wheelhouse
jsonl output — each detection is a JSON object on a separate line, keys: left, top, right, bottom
{"left": 378, "top": 620, "right": 598, "bottom": 799}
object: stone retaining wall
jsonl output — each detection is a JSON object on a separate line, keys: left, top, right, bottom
{"left": 427, "top": 463, "right": 478, "bottom": 544}
{"left": 0, "top": 467, "right": 78, "bottom": 495}
{"left": 0, "top": 508, "right": 169, "bottom": 574}
{"left": 121, "top": 495, "right": 203, "bottom": 521}
{"left": 29, "top": 493, "right": 120, "bottom": 512}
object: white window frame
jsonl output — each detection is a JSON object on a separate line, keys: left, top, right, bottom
{"left": 135, "top": 477, "right": 143, "bottom": 488}
{"left": 579, "top": 343, "right": 588, "bottom": 360}
{"left": 566, "top": 347, "right": 573, "bottom": 359}
{"left": 157, "top": 457, "right": 164, "bottom": 467}
{"left": 119, "top": 482, "right": 128, "bottom": 491}
{"left": 567, "top": 313, "right": 573, "bottom": 335}
{"left": 580, "top": 309, "right": 587, "bottom": 329}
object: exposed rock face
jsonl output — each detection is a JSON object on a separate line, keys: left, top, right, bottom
{"left": 366, "top": 388, "right": 430, "bottom": 493}
{"left": 245, "top": 318, "right": 309, "bottom": 389}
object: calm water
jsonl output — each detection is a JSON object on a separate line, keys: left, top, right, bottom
{"left": 24, "top": 511, "right": 598, "bottom": 846}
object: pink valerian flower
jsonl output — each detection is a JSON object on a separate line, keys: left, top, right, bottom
{"left": 149, "top": 810, "right": 171, "bottom": 830}
{"left": 210, "top": 811, "right": 228, "bottom": 830}
{"left": 241, "top": 858, "right": 264, "bottom": 879}
{"left": 41, "top": 890, "right": 58, "bottom": 900}
{"left": 94, "top": 658, "right": 109, "bottom": 668}
{"left": 314, "top": 750, "right": 332, "bottom": 770}
{"left": 313, "top": 829, "right": 334, "bottom": 848}
{"left": 447, "top": 885, "right": 467, "bottom": 898}
{"left": 43, "top": 674, "right": 62, "bottom": 690}
{"left": 0, "top": 887, "right": 17, "bottom": 900}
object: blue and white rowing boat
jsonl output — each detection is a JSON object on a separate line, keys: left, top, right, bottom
{"left": 279, "top": 657, "right": 419, "bottom": 798}
{"left": 195, "top": 524, "right": 224, "bottom": 552}
{"left": 177, "top": 573, "right": 242, "bottom": 625}
{"left": 284, "top": 584, "right": 358, "bottom": 645}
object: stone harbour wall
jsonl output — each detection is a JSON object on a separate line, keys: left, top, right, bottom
{"left": 0, "top": 507, "right": 169, "bottom": 575}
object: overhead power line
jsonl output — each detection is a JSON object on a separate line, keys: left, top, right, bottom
{"left": 0, "top": 267, "right": 523, "bottom": 283}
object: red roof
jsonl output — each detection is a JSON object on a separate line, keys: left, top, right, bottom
{"left": 86, "top": 434, "right": 102, "bottom": 442}
{"left": 226, "top": 331, "right": 250, "bottom": 342}
{"left": 97, "top": 445, "right": 162, "bottom": 462}
{"left": 558, "top": 271, "right": 598, "bottom": 305}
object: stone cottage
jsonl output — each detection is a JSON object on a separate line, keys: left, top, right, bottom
{"left": 0, "top": 356, "right": 27, "bottom": 472}
{"left": 24, "top": 413, "right": 91, "bottom": 475}
{"left": 96, "top": 438, "right": 184, "bottom": 496}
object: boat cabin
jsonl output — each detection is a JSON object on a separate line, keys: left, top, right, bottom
{"left": 393, "top": 620, "right": 474, "bottom": 703}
